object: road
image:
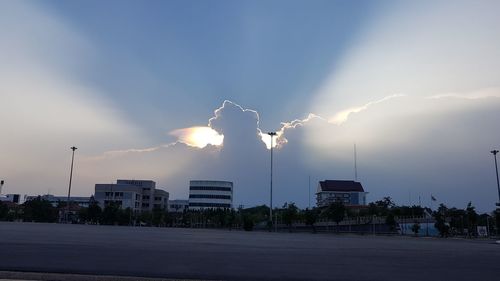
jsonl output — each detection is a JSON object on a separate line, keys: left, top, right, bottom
{"left": 0, "top": 222, "right": 499, "bottom": 281}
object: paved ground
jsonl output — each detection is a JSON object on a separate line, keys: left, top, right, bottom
{"left": 0, "top": 222, "right": 499, "bottom": 281}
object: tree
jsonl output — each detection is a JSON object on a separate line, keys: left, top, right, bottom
{"left": 87, "top": 201, "right": 102, "bottom": 224}
{"left": 101, "top": 202, "right": 121, "bottom": 225}
{"left": 281, "top": 202, "right": 299, "bottom": 232}
{"left": 304, "top": 208, "right": 319, "bottom": 233}
{"left": 23, "top": 196, "right": 57, "bottom": 223}
{"left": 0, "top": 201, "right": 8, "bottom": 220}
{"left": 242, "top": 214, "right": 254, "bottom": 231}
{"left": 465, "top": 202, "right": 478, "bottom": 238}
{"left": 385, "top": 213, "right": 397, "bottom": 232}
{"left": 434, "top": 207, "right": 449, "bottom": 238}
{"left": 411, "top": 222, "right": 421, "bottom": 236}
{"left": 323, "top": 202, "right": 346, "bottom": 232}
{"left": 493, "top": 209, "right": 500, "bottom": 236}
{"left": 226, "top": 209, "right": 236, "bottom": 230}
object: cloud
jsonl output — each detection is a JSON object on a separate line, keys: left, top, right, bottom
{"left": 76, "top": 92, "right": 500, "bottom": 213}
{"left": 427, "top": 87, "right": 500, "bottom": 100}
{"left": 328, "top": 94, "right": 405, "bottom": 125}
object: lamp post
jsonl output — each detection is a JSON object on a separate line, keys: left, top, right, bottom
{"left": 267, "top": 132, "right": 277, "bottom": 230}
{"left": 66, "top": 146, "right": 77, "bottom": 223}
{"left": 491, "top": 150, "right": 500, "bottom": 206}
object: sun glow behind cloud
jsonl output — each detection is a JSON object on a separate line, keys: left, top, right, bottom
{"left": 170, "top": 126, "right": 224, "bottom": 148}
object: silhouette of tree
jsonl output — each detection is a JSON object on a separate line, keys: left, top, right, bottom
{"left": 0, "top": 201, "right": 8, "bottom": 220}
{"left": 411, "top": 222, "right": 421, "bottom": 236}
{"left": 22, "top": 196, "right": 57, "bottom": 223}
{"left": 304, "top": 208, "right": 320, "bottom": 233}
{"left": 282, "top": 202, "right": 299, "bottom": 232}
{"left": 323, "top": 202, "right": 346, "bottom": 232}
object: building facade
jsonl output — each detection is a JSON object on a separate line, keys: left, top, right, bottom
{"left": 168, "top": 199, "right": 189, "bottom": 213}
{"left": 0, "top": 194, "right": 21, "bottom": 204}
{"left": 94, "top": 179, "right": 169, "bottom": 213}
{"left": 316, "top": 180, "right": 367, "bottom": 208}
{"left": 188, "top": 180, "right": 233, "bottom": 210}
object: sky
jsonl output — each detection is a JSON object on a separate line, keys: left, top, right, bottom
{"left": 1, "top": 0, "right": 500, "bottom": 212}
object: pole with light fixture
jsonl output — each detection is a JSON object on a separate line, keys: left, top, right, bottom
{"left": 491, "top": 150, "right": 500, "bottom": 206}
{"left": 267, "top": 132, "right": 277, "bottom": 230}
{"left": 66, "top": 146, "right": 77, "bottom": 223}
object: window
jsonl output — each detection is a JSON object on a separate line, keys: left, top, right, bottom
{"left": 188, "top": 202, "right": 231, "bottom": 208}
{"left": 189, "top": 194, "right": 231, "bottom": 200}
{"left": 189, "top": 186, "right": 231, "bottom": 191}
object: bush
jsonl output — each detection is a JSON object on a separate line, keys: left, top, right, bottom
{"left": 243, "top": 215, "right": 254, "bottom": 231}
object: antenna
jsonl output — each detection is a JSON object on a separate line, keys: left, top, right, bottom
{"left": 354, "top": 143, "right": 358, "bottom": 181}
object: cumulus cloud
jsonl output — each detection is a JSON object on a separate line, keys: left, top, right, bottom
{"left": 73, "top": 92, "right": 500, "bottom": 212}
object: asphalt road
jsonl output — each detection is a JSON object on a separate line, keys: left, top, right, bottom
{"left": 0, "top": 222, "right": 499, "bottom": 281}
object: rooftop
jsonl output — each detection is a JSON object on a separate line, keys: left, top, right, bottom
{"left": 318, "top": 180, "right": 365, "bottom": 192}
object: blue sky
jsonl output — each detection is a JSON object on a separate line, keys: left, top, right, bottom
{"left": 44, "top": 0, "right": 379, "bottom": 134}
{"left": 1, "top": 0, "right": 500, "bottom": 212}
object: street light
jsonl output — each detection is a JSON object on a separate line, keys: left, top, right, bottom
{"left": 267, "top": 132, "right": 277, "bottom": 230}
{"left": 66, "top": 146, "right": 77, "bottom": 223}
{"left": 491, "top": 150, "right": 500, "bottom": 206}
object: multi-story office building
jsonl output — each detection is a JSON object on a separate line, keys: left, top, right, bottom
{"left": 94, "top": 179, "right": 169, "bottom": 213}
{"left": 188, "top": 180, "right": 233, "bottom": 210}
{"left": 316, "top": 180, "right": 367, "bottom": 208}
{"left": 168, "top": 199, "right": 189, "bottom": 213}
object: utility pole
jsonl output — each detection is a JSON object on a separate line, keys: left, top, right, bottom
{"left": 308, "top": 175, "right": 311, "bottom": 209}
{"left": 66, "top": 146, "right": 77, "bottom": 223}
{"left": 267, "top": 132, "right": 277, "bottom": 230}
{"left": 354, "top": 143, "right": 357, "bottom": 181}
{"left": 491, "top": 150, "right": 500, "bottom": 206}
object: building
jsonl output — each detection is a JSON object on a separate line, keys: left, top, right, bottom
{"left": 94, "top": 179, "right": 169, "bottom": 213}
{"left": 168, "top": 199, "right": 189, "bottom": 213}
{"left": 188, "top": 180, "right": 233, "bottom": 210}
{"left": 316, "top": 180, "right": 367, "bottom": 208}
{"left": 0, "top": 180, "right": 20, "bottom": 204}
{"left": 24, "top": 194, "right": 91, "bottom": 208}
{"left": 0, "top": 194, "right": 21, "bottom": 204}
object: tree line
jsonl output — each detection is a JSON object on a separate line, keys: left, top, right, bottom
{"left": 1, "top": 196, "right": 499, "bottom": 237}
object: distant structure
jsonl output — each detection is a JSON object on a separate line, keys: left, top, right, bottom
{"left": 24, "top": 194, "right": 90, "bottom": 208}
{"left": 0, "top": 180, "right": 21, "bottom": 204}
{"left": 168, "top": 199, "right": 189, "bottom": 213}
{"left": 316, "top": 180, "right": 367, "bottom": 208}
{"left": 94, "top": 179, "right": 169, "bottom": 213}
{"left": 188, "top": 180, "right": 233, "bottom": 210}
{"left": 0, "top": 194, "right": 21, "bottom": 204}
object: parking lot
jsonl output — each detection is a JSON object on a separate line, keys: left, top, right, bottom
{"left": 0, "top": 222, "right": 499, "bottom": 281}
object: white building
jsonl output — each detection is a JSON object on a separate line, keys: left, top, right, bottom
{"left": 94, "top": 179, "right": 169, "bottom": 213}
{"left": 188, "top": 180, "right": 233, "bottom": 210}
{"left": 0, "top": 194, "right": 21, "bottom": 204}
{"left": 24, "top": 195, "right": 90, "bottom": 207}
{"left": 168, "top": 199, "right": 189, "bottom": 213}
{"left": 316, "top": 180, "right": 368, "bottom": 208}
